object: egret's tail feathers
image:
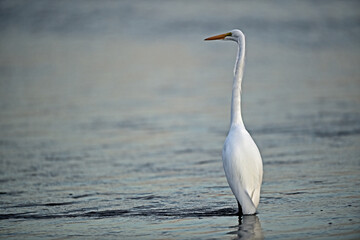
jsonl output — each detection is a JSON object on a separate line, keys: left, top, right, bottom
{"left": 237, "top": 190, "right": 257, "bottom": 215}
{"left": 251, "top": 188, "right": 261, "bottom": 209}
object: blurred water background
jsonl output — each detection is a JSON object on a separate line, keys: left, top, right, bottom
{"left": 0, "top": 0, "right": 359, "bottom": 239}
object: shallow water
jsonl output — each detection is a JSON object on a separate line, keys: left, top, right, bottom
{"left": 0, "top": 0, "right": 360, "bottom": 239}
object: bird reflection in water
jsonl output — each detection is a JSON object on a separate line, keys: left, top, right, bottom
{"left": 229, "top": 215, "right": 264, "bottom": 240}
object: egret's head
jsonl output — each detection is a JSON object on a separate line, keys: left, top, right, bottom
{"left": 204, "top": 29, "right": 244, "bottom": 43}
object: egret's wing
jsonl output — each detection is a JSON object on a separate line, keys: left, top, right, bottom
{"left": 222, "top": 128, "right": 263, "bottom": 214}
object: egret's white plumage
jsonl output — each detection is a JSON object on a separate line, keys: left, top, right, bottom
{"left": 205, "top": 29, "right": 263, "bottom": 215}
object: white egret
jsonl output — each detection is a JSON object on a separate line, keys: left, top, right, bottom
{"left": 205, "top": 29, "right": 263, "bottom": 215}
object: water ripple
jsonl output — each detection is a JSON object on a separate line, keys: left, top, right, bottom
{"left": 0, "top": 207, "right": 238, "bottom": 220}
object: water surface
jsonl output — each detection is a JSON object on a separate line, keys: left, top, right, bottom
{"left": 0, "top": 1, "right": 359, "bottom": 239}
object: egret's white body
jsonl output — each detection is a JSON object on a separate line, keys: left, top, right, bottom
{"left": 205, "top": 29, "right": 263, "bottom": 215}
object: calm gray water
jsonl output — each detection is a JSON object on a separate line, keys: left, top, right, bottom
{"left": 1, "top": 1, "right": 360, "bottom": 239}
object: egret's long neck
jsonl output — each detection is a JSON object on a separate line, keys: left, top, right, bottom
{"left": 230, "top": 37, "right": 245, "bottom": 128}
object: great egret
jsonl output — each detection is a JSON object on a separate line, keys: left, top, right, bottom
{"left": 205, "top": 29, "right": 263, "bottom": 215}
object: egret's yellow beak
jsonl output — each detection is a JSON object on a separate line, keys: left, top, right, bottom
{"left": 204, "top": 32, "right": 232, "bottom": 41}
